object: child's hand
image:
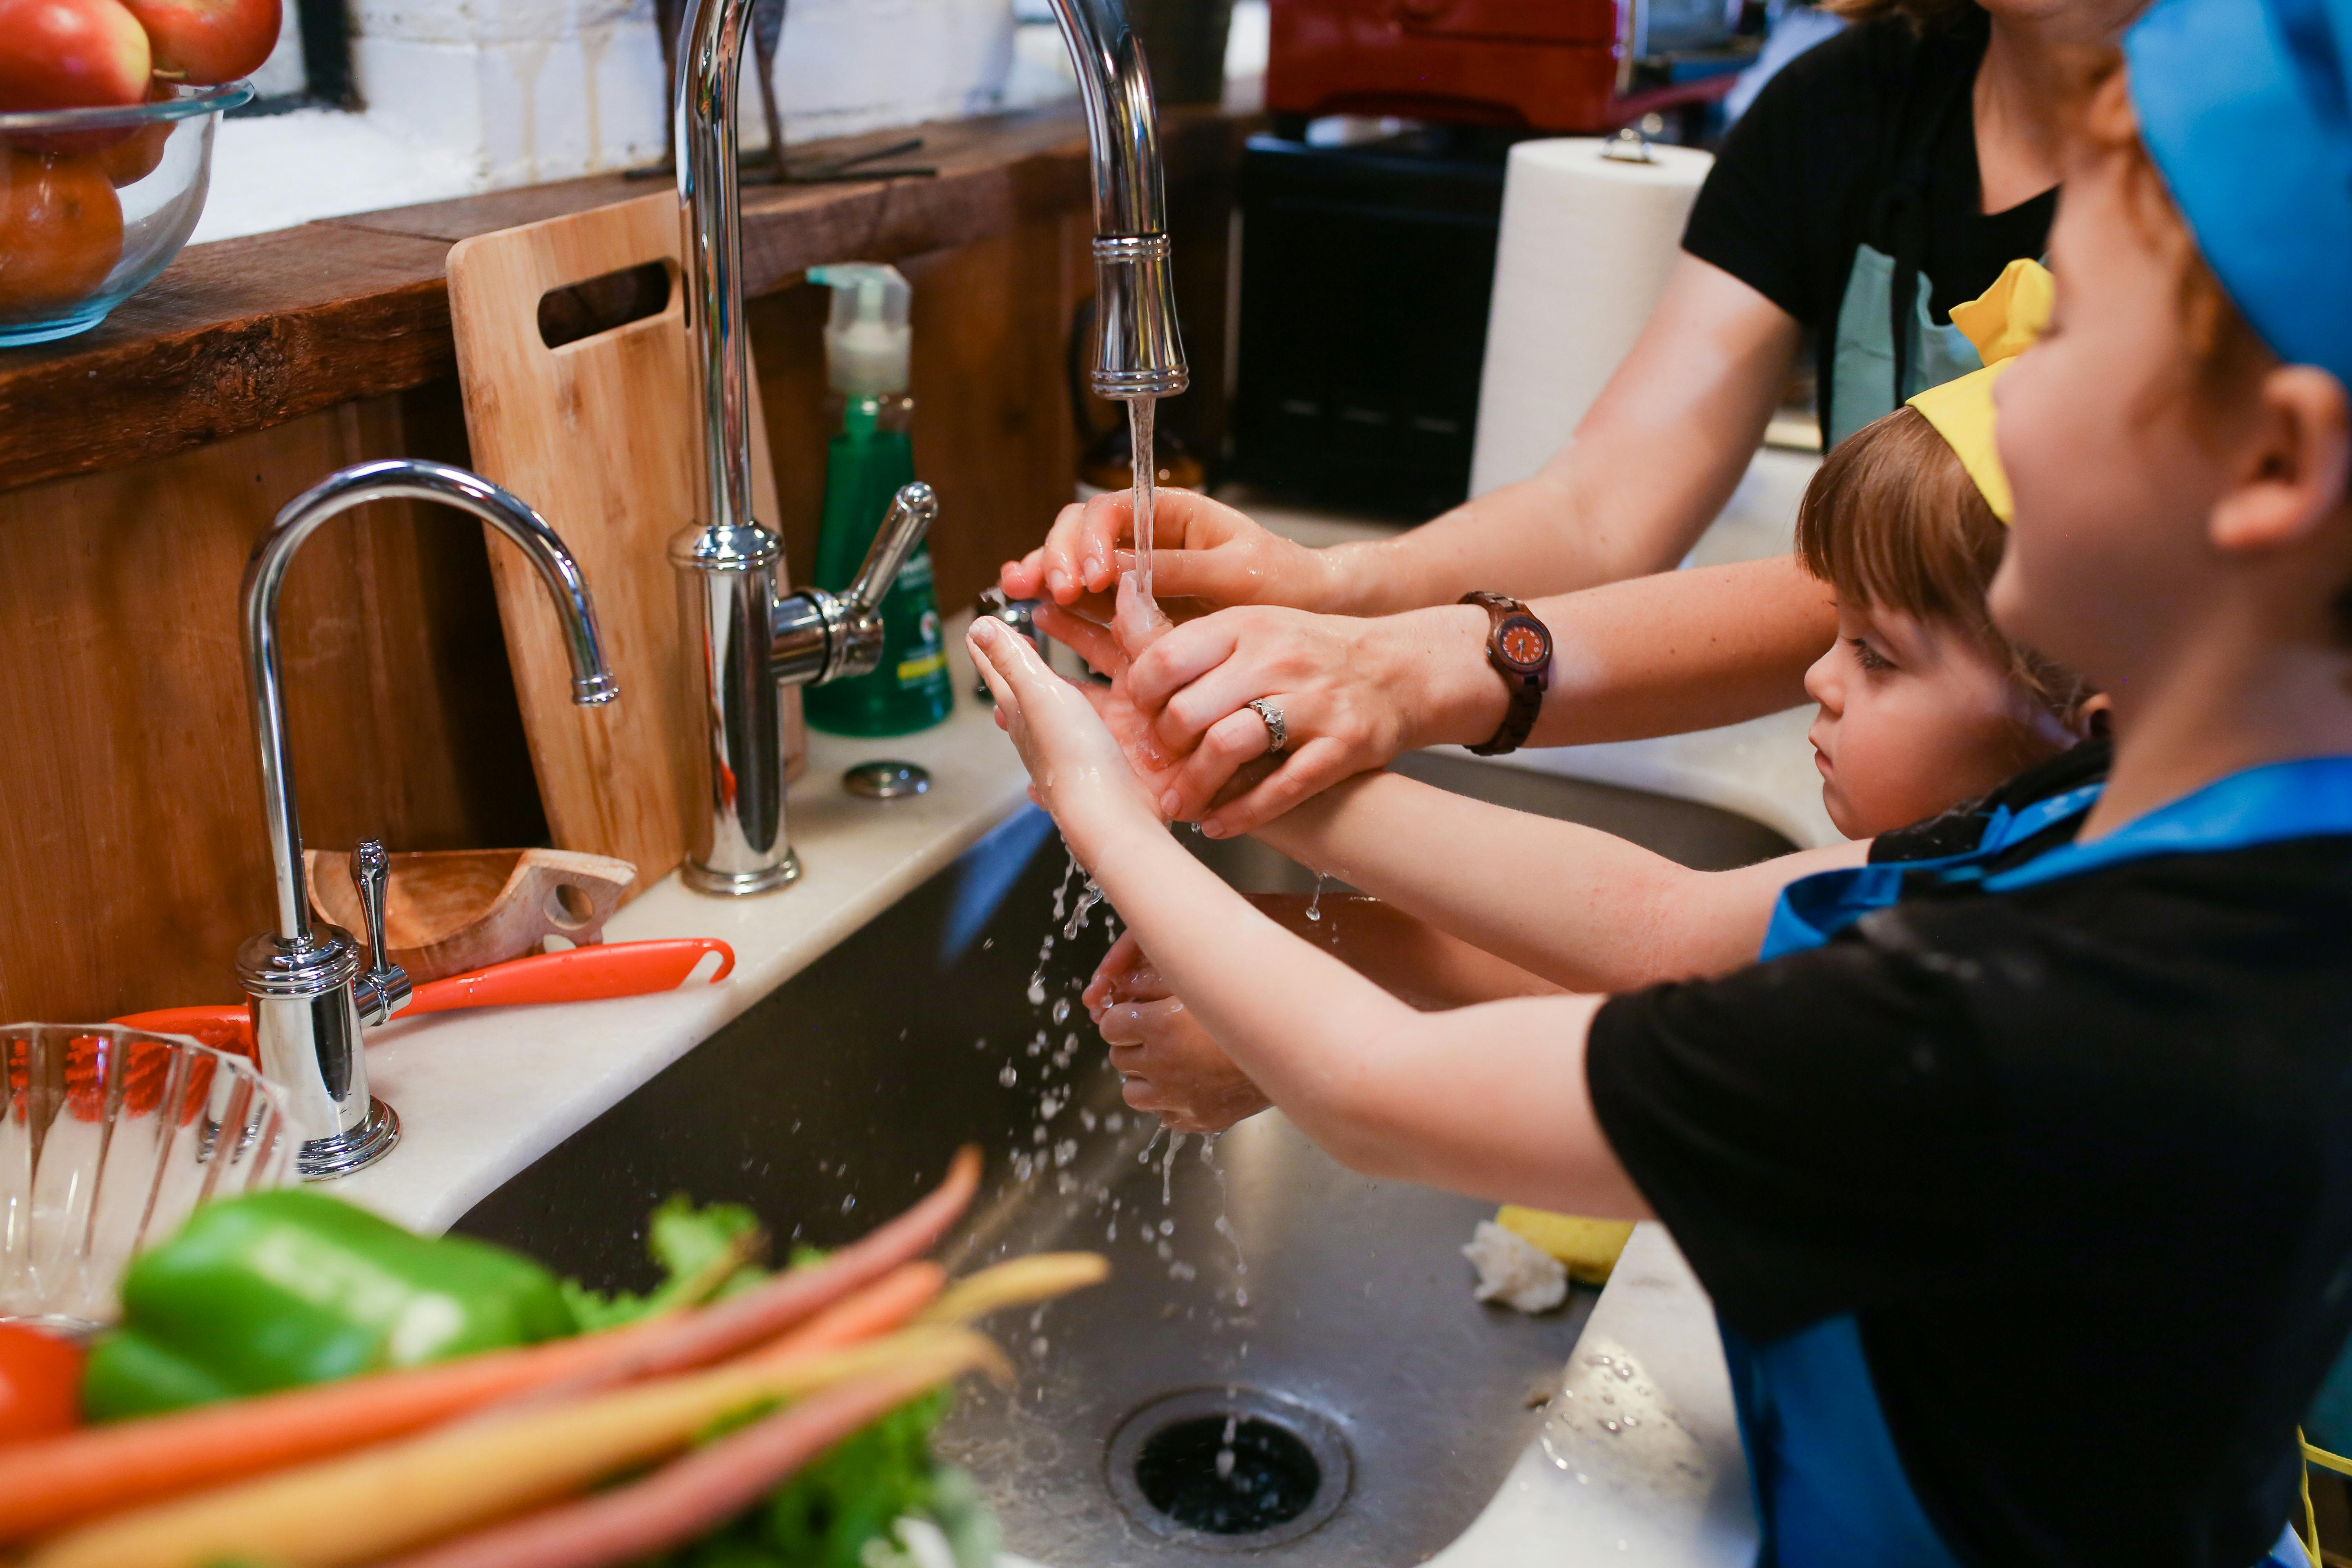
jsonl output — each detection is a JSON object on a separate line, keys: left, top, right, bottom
{"left": 968, "top": 611, "right": 1165, "bottom": 861}
{"left": 1086, "top": 931, "right": 1273, "bottom": 1134}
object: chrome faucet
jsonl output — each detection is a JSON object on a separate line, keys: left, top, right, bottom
{"left": 1047, "top": 0, "right": 1189, "bottom": 401}
{"left": 237, "top": 459, "right": 617, "bottom": 1178}
{"left": 670, "top": 0, "right": 940, "bottom": 896}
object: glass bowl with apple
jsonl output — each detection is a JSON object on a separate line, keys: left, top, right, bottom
{"left": 0, "top": 78, "right": 253, "bottom": 346}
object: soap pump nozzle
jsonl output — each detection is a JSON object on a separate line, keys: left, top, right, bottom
{"left": 809, "top": 262, "right": 913, "bottom": 397}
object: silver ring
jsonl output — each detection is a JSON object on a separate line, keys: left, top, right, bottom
{"left": 1247, "top": 698, "right": 1287, "bottom": 756}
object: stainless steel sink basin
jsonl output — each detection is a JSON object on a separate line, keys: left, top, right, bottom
{"left": 457, "top": 751, "right": 1792, "bottom": 1566}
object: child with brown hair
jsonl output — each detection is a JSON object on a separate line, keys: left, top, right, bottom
{"left": 970, "top": 0, "right": 2352, "bottom": 1554}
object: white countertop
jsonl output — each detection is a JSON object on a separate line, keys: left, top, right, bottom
{"left": 1431, "top": 1225, "right": 1755, "bottom": 1567}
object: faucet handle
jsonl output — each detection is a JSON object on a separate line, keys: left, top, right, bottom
{"left": 841, "top": 482, "right": 937, "bottom": 620}
{"left": 350, "top": 838, "right": 412, "bottom": 1026}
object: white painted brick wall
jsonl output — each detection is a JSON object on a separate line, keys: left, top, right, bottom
{"left": 196, "top": 0, "right": 1022, "bottom": 241}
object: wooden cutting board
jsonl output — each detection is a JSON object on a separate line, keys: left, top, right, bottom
{"left": 447, "top": 192, "right": 806, "bottom": 900}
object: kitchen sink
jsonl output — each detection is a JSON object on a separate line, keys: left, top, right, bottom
{"left": 456, "top": 752, "right": 1793, "bottom": 1566}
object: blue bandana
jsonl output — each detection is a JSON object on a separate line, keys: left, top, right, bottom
{"left": 2126, "top": 0, "right": 2352, "bottom": 388}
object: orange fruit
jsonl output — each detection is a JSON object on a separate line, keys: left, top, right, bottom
{"left": 0, "top": 150, "right": 125, "bottom": 314}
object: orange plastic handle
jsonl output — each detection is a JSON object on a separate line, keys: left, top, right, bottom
{"left": 111, "top": 938, "right": 737, "bottom": 1056}
{"left": 403, "top": 938, "right": 736, "bottom": 1015}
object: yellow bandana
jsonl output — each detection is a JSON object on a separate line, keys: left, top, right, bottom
{"left": 1904, "top": 257, "right": 2054, "bottom": 523}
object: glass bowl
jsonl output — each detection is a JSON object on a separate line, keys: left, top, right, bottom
{"left": 0, "top": 80, "right": 253, "bottom": 347}
{"left": 1, "top": 1022, "right": 291, "bottom": 1335}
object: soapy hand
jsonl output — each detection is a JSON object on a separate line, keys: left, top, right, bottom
{"left": 967, "top": 584, "right": 1170, "bottom": 864}
{"left": 1086, "top": 930, "right": 1273, "bottom": 1134}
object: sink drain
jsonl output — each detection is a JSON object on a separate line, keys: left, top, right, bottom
{"left": 1107, "top": 1387, "right": 1352, "bottom": 1550}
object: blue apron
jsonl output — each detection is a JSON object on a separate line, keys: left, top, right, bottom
{"left": 1733, "top": 755, "right": 2352, "bottom": 1568}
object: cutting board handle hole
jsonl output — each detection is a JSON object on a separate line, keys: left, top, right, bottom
{"left": 538, "top": 260, "right": 674, "bottom": 350}
{"left": 545, "top": 882, "right": 597, "bottom": 928}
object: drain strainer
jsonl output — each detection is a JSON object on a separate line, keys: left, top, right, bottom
{"left": 1106, "top": 1387, "right": 1352, "bottom": 1550}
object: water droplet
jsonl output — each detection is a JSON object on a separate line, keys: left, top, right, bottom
{"left": 998, "top": 1063, "right": 1019, "bottom": 1087}
{"left": 1051, "top": 997, "right": 1071, "bottom": 1025}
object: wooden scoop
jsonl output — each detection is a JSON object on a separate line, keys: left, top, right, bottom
{"left": 304, "top": 847, "right": 636, "bottom": 984}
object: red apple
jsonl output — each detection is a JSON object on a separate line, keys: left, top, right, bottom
{"left": 0, "top": 150, "right": 124, "bottom": 315}
{"left": 118, "top": 0, "right": 279, "bottom": 86}
{"left": 0, "top": 0, "right": 154, "bottom": 111}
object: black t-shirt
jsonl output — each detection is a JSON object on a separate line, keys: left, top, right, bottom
{"left": 1681, "top": 6, "right": 2058, "bottom": 437}
{"left": 1586, "top": 743, "right": 2352, "bottom": 1567}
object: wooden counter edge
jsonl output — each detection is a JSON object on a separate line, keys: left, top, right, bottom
{"left": 0, "top": 105, "right": 1256, "bottom": 496}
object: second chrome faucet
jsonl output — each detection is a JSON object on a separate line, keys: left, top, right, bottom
{"left": 669, "top": 0, "right": 940, "bottom": 897}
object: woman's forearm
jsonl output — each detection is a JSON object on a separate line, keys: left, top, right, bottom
{"left": 1319, "top": 254, "right": 1801, "bottom": 617}
{"left": 1330, "top": 557, "right": 1837, "bottom": 774}
{"left": 1525, "top": 554, "right": 1837, "bottom": 747}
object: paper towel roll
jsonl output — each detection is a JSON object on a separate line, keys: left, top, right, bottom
{"left": 1469, "top": 139, "right": 1714, "bottom": 498}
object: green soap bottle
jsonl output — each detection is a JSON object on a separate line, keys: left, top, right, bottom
{"left": 803, "top": 262, "right": 954, "bottom": 736}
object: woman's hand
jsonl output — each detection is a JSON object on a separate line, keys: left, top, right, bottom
{"left": 967, "top": 612, "right": 1166, "bottom": 864}
{"left": 1086, "top": 931, "right": 1273, "bottom": 1134}
{"left": 1122, "top": 602, "right": 1502, "bottom": 835}
{"left": 998, "top": 488, "right": 1345, "bottom": 615}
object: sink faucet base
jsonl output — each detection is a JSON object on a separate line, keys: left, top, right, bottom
{"left": 680, "top": 851, "right": 802, "bottom": 898}
{"left": 295, "top": 1098, "right": 401, "bottom": 1180}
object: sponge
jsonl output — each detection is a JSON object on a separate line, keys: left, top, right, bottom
{"left": 1495, "top": 1207, "right": 1635, "bottom": 1286}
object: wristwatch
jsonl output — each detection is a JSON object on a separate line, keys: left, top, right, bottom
{"left": 1461, "top": 592, "right": 1552, "bottom": 756}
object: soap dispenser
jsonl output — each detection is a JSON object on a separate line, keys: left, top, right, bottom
{"left": 802, "top": 263, "right": 954, "bottom": 737}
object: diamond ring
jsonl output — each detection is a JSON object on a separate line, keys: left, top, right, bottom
{"left": 1247, "top": 698, "right": 1287, "bottom": 756}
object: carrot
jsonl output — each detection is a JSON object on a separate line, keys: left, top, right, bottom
{"left": 376, "top": 1359, "right": 968, "bottom": 1568}
{"left": 24, "top": 1327, "right": 1008, "bottom": 1568}
{"left": 742, "top": 1261, "right": 946, "bottom": 1364}
{"left": 918, "top": 1252, "right": 1110, "bottom": 1327}
{"left": 0, "top": 1146, "right": 983, "bottom": 1544}
{"left": 0, "top": 1321, "right": 658, "bottom": 1546}
{"left": 504, "top": 1145, "right": 983, "bottom": 1407}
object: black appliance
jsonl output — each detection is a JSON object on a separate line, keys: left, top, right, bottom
{"left": 1231, "top": 130, "right": 1509, "bottom": 517}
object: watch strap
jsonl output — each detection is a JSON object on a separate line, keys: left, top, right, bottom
{"left": 1461, "top": 592, "right": 1548, "bottom": 757}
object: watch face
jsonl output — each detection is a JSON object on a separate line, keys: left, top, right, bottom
{"left": 1497, "top": 615, "right": 1550, "bottom": 674}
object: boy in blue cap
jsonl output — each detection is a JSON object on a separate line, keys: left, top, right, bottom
{"left": 969, "top": 0, "right": 2352, "bottom": 1561}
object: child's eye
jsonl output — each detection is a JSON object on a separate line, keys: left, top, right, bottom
{"left": 1849, "top": 637, "right": 1897, "bottom": 673}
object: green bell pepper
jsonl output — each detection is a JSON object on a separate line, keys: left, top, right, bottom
{"left": 82, "top": 1189, "right": 576, "bottom": 1421}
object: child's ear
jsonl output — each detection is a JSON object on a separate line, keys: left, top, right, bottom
{"left": 2210, "top": 366, "right": 2352, "bottom": 555}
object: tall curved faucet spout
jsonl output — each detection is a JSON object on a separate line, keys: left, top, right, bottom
{"left": 243, "top": 458, "right": 615, "bottom": 945}
{"left": 237, "top": 457, "right": 614, "bottom": 1178}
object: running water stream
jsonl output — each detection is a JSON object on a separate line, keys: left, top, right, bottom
{"left": 1128, "top": 396, "right": 1158, "bottom": 614}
